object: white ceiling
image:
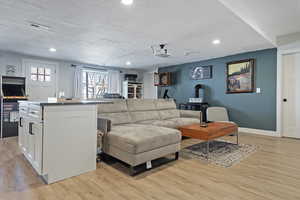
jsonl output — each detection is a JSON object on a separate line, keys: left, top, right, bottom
{"left": 219, "top": 0, "right": 300, "bottom": 45}
{"left": 0, "top": 0, "right": 288, "bottom": 70}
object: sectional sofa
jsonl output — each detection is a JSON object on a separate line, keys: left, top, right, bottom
{"left": 97, "top": 99, "right": 201, "bottom": 175}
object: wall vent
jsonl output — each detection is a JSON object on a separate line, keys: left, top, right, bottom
{"left": 28, "top": 21, "right": 51, "bottom": 31}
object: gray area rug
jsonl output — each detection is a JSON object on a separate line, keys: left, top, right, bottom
{"left": 181, "top": 140, "right": 258, "bottom": 168}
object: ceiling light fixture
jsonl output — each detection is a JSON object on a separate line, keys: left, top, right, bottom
{"left": 212, "top": 39, "right": 221, "bottom": 45}
{"left": 121, "top": 0, "right": 133, "bottom": 6}
{"left": 49, "top": 48, "right": 57, "bottom": 52}
{"left": 126, "top": 61, "right": 131, "bottom": 66}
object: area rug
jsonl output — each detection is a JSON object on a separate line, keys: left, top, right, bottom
{"left": 180, "top": 140, "right": 258, "bottom": 168}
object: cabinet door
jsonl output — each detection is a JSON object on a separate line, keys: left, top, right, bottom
{"left": 20, "top": 118, "right": 30, "bottom": 155}
{"left": 26, "top": 121, "right": 43, "bottom": 174}
{"left": 31, "top": 122, "right": 43, "bottom": 174}
{"left": 18, "top": 117, "right": 25, "bottom": 151}
{"left": 27, "top": 122, "right": 35, "bottom": 164}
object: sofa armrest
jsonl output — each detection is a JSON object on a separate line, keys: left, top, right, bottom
{"left": 179, "top": 110, "right": 202, "bottom": 119}
{"left": 97, "top": 118, "right": 112, "bottom": 134}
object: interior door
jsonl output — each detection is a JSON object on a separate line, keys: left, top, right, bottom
{"left": 24, "top": 60, "right": 57, "bottom": 100}
{"left": 282, "top": 53, "right": 300, "bottom": 138}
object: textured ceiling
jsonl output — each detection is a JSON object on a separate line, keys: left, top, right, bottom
{"left": 219, "top": 0, "right": 300, "bottom": 45}
{"left": 0, "top": 0, "right": 276, "bottom": 69}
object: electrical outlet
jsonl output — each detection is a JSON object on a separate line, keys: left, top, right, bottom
{"left": 256, "top": 88, "right": 261, "bottom": 93}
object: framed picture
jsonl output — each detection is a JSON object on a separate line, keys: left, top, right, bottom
{"left": 154, "top": 72, "right": 171, "bottom": 86}
{"left": 226, "top": 59, "right": 255, "bottom": 94}
{"left": 190, "top": 65, "right": 212, "bottom": 80}
{"left": 154, "top": 73, "right": 159, "bottom": 86}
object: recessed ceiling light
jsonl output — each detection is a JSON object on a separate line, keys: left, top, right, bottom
{"left": 212, "top": 39, "right": 221, "bottom": 45}
{"left": 49, "top": 48, "right": 57, "bottom": 52}
{"left": 126, "top": 61, "right": 131, "bottom": 66}
{"left": 121, "top": 0, "right": 133, "bottom": 6}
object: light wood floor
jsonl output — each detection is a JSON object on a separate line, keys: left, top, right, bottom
{"left": 1, "top": 133, "right": 300, "bottom": 200}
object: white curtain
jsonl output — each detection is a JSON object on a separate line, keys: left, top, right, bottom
{"left": 107, "top": 70, "right": 121, "bottom": 94}
{"left": 73, "top": 65, "right": 83, "bottom": 98}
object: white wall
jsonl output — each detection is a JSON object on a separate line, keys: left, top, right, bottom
{"left": 0, "top": 51, "right": 25, "bottom": 77}
{"left": 143, "top": 71, "right": 157, "bottom": 99}
{"left": 0, "top": 51, "right": 143, "bottom": 98}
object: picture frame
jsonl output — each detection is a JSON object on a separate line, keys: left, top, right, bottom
{"left": 190, "top": 65, "right": 212, "bottom": 80}
{"left": 154, "top": 72, "right": 171, "bottom": 86}
{"left": 226, "top": 59, "right": 255, "bottom": 94}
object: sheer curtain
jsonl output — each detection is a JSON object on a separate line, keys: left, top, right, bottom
{"left": 73, "top": 65, "right": 83, "bottom": 98}
{"left": 107, "top": 70, "right": 121, "bottom": 94}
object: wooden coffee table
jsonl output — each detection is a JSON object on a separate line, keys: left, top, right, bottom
{"left": 179, "top": 122, "right": 239, "bottom": 158}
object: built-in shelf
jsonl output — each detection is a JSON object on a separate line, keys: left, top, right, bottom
{"left": 122, "top": 81, "right": 143, "bottom": 99}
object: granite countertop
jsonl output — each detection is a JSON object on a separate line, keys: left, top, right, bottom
{"left": 18, "top": 99, "right": 112, "bottom": 106}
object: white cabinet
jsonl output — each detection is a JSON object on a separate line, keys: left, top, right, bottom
{"left": 18, "top": 101, "right": 98, "bottom": 184}
{"left": 18, "top": 103, "right": 28, "bottom": 154}
{"left": 28, "top": 121, "right": 43, "bottom": 174}
{"left": 19, "top": 102, "right": 43, "bottom": 174}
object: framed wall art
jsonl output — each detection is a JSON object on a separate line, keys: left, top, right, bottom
{"left": 226, "top": 59, "right": 255, "bottom": 94}
{"left": 190, "top": 65, "right": 212, "bottom": 80}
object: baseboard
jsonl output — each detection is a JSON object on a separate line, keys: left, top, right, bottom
{"left": 238, "top": 127, "right": 281, "bottom": 137}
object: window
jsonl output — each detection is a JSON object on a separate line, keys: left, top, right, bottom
{"left": 81, "top": 69, "right": 108, "bottom": 99}
{"left": 30, "top": 67, "right": 51, "bottom": 82}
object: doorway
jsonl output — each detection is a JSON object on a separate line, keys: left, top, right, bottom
{"left": 282, "top": 53, "right": 300, "bottom": 138}
{"left": 23, "top": 59, "right": 58, "bottom": 100}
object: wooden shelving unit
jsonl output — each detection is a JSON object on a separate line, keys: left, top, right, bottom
{"left": 122, "top": 81, "right": 143, "bottom": 99}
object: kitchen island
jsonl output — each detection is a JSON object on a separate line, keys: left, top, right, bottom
{"left": 18, "top": 100, "right": 111, "bottom": 184}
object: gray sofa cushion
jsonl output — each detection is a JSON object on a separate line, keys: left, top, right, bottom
{"left": 127, "top": 99, "right": 156, "bottom": 111}
{"left": 130, "top": 111, "right": 160, "bottom": 123}
{"left": 97, "top": 100, "right": 127, "bottom": 113}
{"left": 167, "top": 117, "right": 200, "bottom": 127}
{"left": 104, "top": 124, "right": 181, "bottom": 154}
{"left": 154, "top": 99, "right": 180, "bottom": 120}
{"left": 127, "top": 99, "right": 161, "bottom": 122}
{"left": 138, "top": 120, "right": 178, "bottom": 129}
{"left": 97, "top": 100, "right": 133, "bottom": 125}
{"left": 158, "top": 109, "right": 180, "bottom": 120}
{"left": 180, "top": 110, "right": 201, "bottom": 119}
{"left": 139, "top": 118, "right": 200, "bottom": 129}
{"left": 155, "top": 99, "right": 177, "bottom": 110}
{"left": 98, "top": 112, "right": 132, "bottom": 125}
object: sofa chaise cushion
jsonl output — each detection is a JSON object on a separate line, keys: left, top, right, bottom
{"left": 104, "top": 124, "right": 181, "bottom": 154}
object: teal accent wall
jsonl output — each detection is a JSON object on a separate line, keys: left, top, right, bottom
{"left": 158, "top": 48, "right": 277, "bottom": 131}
